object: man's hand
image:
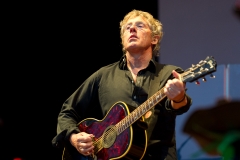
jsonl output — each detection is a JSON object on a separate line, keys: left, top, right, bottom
{"left": 69, "top": 132, "right": 95, "bottom": 156}
{"left": 164, "top": 70, "right": 187, "bottom": 109}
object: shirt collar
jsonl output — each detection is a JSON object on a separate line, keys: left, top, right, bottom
{"left": 118, "top": 54, "right": 156, "bottom": 73}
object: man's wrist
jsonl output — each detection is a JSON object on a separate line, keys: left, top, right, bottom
{"left": 172, "top": 94, "right": 186, "bottom": 103}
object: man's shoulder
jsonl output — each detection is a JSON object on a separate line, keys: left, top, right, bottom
{"left": 99, "top": 62, "right": 119, "bottom": 70}
{"left": 155, "top": 63, "right": 180, "bottom": 72}
{"left": 96, "top": 62, "right": 119, "bottom": 74}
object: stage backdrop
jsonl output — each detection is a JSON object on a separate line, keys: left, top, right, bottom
{"left": 158, "top": 0, "right": 240, "bottom": 69}
{"left": 157, "top": 0, "right": 240, "bottom": 159}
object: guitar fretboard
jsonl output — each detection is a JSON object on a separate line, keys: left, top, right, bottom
{"left": 114, "top": 56, "right": 217, "bottom": 135}
{"left": 115, "top": 88, "right": 166, "bottom": 134}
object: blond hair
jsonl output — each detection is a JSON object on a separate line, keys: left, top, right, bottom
{"left": 120, "top": 9, "right": 163, "bottom": 57}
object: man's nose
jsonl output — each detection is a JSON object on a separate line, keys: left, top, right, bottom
{"left": 130, "top": 26, "right": 136, "bottom": 32}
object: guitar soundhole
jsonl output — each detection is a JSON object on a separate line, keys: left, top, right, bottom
{"left": 102, "top": 125, "right": 117, "bottom": 148}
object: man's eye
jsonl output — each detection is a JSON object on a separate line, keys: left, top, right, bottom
{"left": 137, "top": 25, "right": 143, "bottom": 28}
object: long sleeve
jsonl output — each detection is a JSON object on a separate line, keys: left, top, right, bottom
{"left": 52, "top": 70, "right": 101, "bottom": 149}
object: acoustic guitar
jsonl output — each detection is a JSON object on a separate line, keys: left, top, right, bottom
{"left": 62, "top": 56, "right": 217, "bottom": 160}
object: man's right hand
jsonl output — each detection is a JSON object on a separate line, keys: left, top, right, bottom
{"left": 69, "top": 132, "right": 95, "bottom": 156}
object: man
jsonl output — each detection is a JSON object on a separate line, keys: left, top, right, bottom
{"left": 52, "top": 9, "right": 192, "bottom": 160}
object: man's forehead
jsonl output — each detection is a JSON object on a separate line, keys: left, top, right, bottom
{"left": 126, "top": 16, "right": 147, "bottom": 24}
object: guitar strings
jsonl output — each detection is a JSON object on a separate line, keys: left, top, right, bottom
{"left": 92, "top": 71, "right": 187, "bottom": 154}
{"left": 92, "top": 72, "right": 189, "bottom": 153}
{"left": 91, "top": 66, "right": 208, "bottom": 155}
{"left": 93, "top": 88, "right": 166, "bottom": 154}
{"left": 92, "top": 126, "right": 117, "bottom": 153}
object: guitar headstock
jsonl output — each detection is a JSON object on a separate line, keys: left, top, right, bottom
{"left": 182, "top": 56, "right": 217, "bottom": 84}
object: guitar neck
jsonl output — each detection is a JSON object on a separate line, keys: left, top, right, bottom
{"left": 115, "top": 56, "right": 217, "bottom": 135}
{"left": 115, "top": 88, "right": 166, "bottom": 134}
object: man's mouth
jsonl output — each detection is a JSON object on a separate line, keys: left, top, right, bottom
{"left": 129, "top": 35, "right": 137, "bottom": 40}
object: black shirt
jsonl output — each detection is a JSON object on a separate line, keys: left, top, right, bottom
{"left": 52, "top": 55, "right": 192, "bottom": 160}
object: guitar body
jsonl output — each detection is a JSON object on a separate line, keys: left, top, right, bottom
{"left": 62, "top": 101, "right": 147, "bottom": 160}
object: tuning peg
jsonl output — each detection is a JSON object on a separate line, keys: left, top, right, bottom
{"left": 195, "top": 80, "right": 200, "bottom": 85}
{"left": 210, "top": 74, "right": 215, "bottom": 78}
{"left": 202, "top": 77, "right": 206, "bottom": 82}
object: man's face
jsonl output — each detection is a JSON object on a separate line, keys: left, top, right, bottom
{"left": 122, "top": 16, "right": 155, "bottom": 53}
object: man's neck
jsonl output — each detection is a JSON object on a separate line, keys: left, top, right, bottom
{"left": 125, "top": 51, "right": 152, "bottom": 80}
{"left": 126, "top": 51, "right": 152, "bottom": 69}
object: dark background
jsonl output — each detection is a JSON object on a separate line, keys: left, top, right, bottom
{"left": 1, "top": 1, "right": 158, "bottom": 160}
{"left": 2, "top": 1, "right": 240, "bottom": 160}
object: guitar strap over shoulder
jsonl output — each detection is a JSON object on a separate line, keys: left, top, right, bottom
{"left": 144, "top": 63, "right": 179, "bottom": 141}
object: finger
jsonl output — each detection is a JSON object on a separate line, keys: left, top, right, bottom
{"left": 79, "top": 147, "right": 89, "bottom": 156}
{"left": 165, "top": 80, "right": 176, "bottom": 92}
{"left": 164, "top": 86, "right": 170, "bottom": 95}
{"left": 78, "top": 140, "right": 94, "bottom": 150}
{"left": 171, "top": 79, "right": 184, "bottom": 90}
{"left": 172, "top": 70, "right": 182, "bottom": 81}
{"left": 164, "top": 87, "right": 174, "bottom": 99}
{"left": 167, "top": 87, "right": 174, "bottom": 93}
{"left": 80, "top": 132, "right": 94, "bottom": 137}
{"left": 77, "top": 134, "right": 94, "bottom": 144}
{"left": 79, "top": 146, "right": 94, "bottom": 155}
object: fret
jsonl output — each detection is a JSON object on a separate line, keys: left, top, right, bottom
{"left": 152, "top": 96, "right": 156, "bottom": 104}
{"left": 116, "top": 89, "right": 167, "bottom": 135}
{"left": 154, "top": 94, "right": 158, "bottom": 102}
{"left": 156, "top": 93, "right": 160, "bottom": 101}
{"left": 147, "top": 100, "right": 151, "bottom": 110}
{"left": 142, "top": 103, "right": 146, "bottom": 113}
{"left": 149, "top": 98, "right": 153, "bottom": 106}
{"left": 117, "top": 122, "right": 121, "bottom": 134}
{"left": 139, "top": 109, "right": 142, "bottom": 118}
{"left": 120, "top": 121, "right": 125, "bottom": 132}
{"left": 126, "top": 116, "right": 130, "bottom": 128}
{"left": 133, "top": 111, "right": 138, "bottom": 121}
{"left": 141, "top": 105, "right": 145, "bottom": 115}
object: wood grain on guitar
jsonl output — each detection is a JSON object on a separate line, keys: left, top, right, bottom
{"left": 62, "top": 56, "right": 217, "bottom": 160}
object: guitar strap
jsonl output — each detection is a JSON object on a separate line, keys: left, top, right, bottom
{"left": 144, "top": 63, "right": 179, "bottom": 141}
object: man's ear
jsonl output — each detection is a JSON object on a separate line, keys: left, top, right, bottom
{"left": 152, "top": 35, "right": 160, "bottom": 44}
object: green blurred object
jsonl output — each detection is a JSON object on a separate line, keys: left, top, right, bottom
{"left": 217, "top": 131, "right": 240, "bottom": 160}
{"left": 183, "top": 99, "right": 240, "bottom": 160}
